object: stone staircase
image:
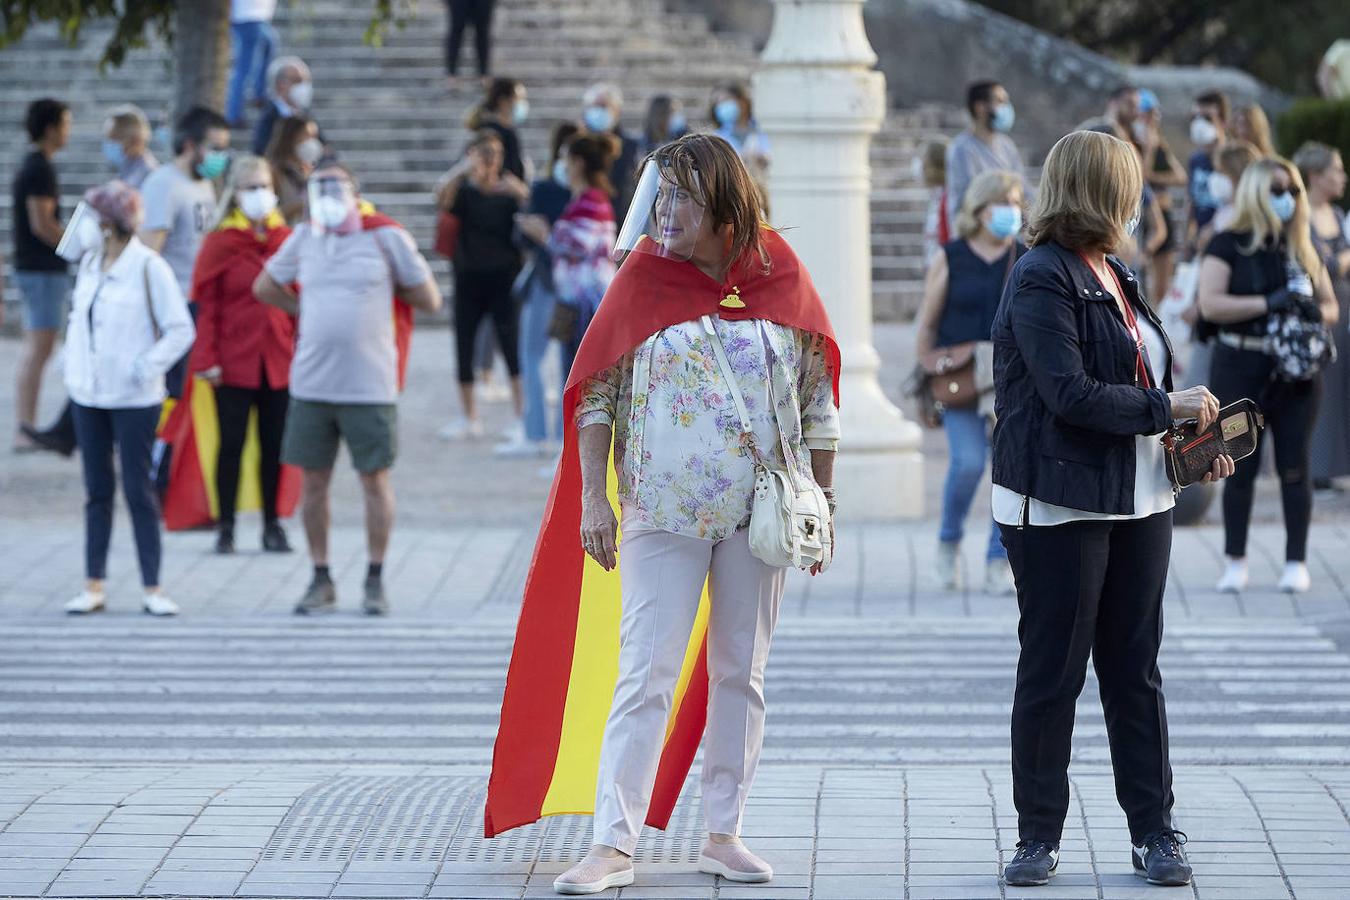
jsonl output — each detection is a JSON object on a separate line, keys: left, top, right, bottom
{"left": 0, "top": 0, "right": 963, "bottom": 321}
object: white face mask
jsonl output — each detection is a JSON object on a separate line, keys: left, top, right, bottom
{"left": 289, "top": 80, "right": 313, "bottom": 109}
{"left": 1190, "top": 116, "right": 1218, "bottom": 147}
{"left": 296, "top": 137, "right": 323, "bottom": 166}
{"left": 1131, "top": 119, "right": 1151, "bottom": 143}
{"left": 1208, "top": 172, "right": 1234, "bottom": 205}
{"left": 313, "top": 195, "right": 352, "bottom": 229}
{"left": 238, "top": 187, "right": 278, "bottom": 221}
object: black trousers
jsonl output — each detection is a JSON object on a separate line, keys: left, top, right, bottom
{"left": 445, "top": 0, "right": 494, "bottom": 76}
{"left": 214, "top": 373, "right": 289, "bottom": 525}
{"left": 1000, "top": 510, "right": 1175, "bottom": 845}
{"left": 1208, "top": 343, "right": 1321, "bottom": 561}
{"left": 454, "top": 268, "right": 520, "bottom": 384}
{"left": 72, "top": 403, "right": 163, "bottom": 587}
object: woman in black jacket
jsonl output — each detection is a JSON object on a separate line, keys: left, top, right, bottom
{"left": 991, "top": 131, "right": 1234, "bottom": 889}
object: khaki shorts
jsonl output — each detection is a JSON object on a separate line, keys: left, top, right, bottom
{"left": 282, "top": 398, "right": 398, "bottom": 473}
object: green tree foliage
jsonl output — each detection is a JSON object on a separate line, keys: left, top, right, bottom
{"left": 1278, "top": 98, "right": 1350, "bottom": 165}
{"left": 976, "top": 0, "right": 1350, "bottom": 95}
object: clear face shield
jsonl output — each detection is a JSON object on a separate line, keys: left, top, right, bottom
{"left": 307, "top": 174, "right": 359, "bottom": 234}
{"left": 56, "top": 201, "right": 105, "bottom": 263}
{"left": 612, "top": 152, "right": 706, "bottom": 263}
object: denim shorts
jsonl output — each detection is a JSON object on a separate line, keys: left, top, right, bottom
{"left": 15, "top": 270, "right": 71, "bottom": 331}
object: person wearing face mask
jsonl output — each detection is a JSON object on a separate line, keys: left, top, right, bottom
{"left": 710, "top": 83, "right": 771, "bottom": 213}
{"left": 1132, "top": 91, "right": 1188, "bottom": 302}
{"left": 1184, "top": 90, "right": 1228, "bottom": 249}
{"left": 1198, "top": 158, "right": 1339, "bottom": 594}
{"left": 1295, "top": 142, "right": 1350, "bottom": 488}
{"left": 640, "top": 95, "right": 687, "bottom": 156}
{"left": 139, "top": 106, "right": 230, "bottom": 401}
{"left": 62, "top": 180, "right": 195, "bottom": 617}
{"left": 465, "top": 77, "right": 529, "bottom": 180}
{"left": 252, "top": 56, "right": 315, "bottom": 156}
{"left": 265, "top": 115, "right": 323, "bottom": 225}
{"left": 505, "top": 122, "right": 582, "bottom": 456}
{"left": 945, "top": 80, "right": 1031, "bottom": 225}
{"left": 914, "top": 170, "right": 1024, "bottom": 595}
{"left": 184, "top": 155, "right": 295, "bottom": 554}
{"left": 101, "top": 105, "right": 159, "bottom": 189}
{"left": 580, "top": 82, "right": 640, "bottom": 221}
{"left": 254, "top": 163, "right": 442, "bottom": 616}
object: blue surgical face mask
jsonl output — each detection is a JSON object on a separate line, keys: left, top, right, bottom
{"left": 987, "top": 204, "right": 1022, "bottom": 239}
{"left": 714, "top": 98, "right": 741, "bottom": 127}
{"left": 583, "top": 105, "right": 614, "bottom": 133}
{"left": 1270, "top": 190, "right": 1297, "bottom": 223}
{"left": 196, "top": 148, "right": 231, "bottom": 180}
{"left": 101, "top": 139, "right": 125, "bottom": 170}
{"left": 512, "top": 98, "right": 530, "bottom": 125}
{"left": 990, "top": 102, "right": 1016, "bottom": 133}
{"left": 668, "top": 112, "right": 687, "bottom": 136}
{"left": 552, "top": 158, "right": 570, "bottom": 188}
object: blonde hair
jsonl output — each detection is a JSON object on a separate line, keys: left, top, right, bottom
{"left": 1027, "top": 130, "right": 1142, "bottom": 254}
{"left": 1229, "top": 157, "right": 1322, "bottom": 277}
{"left": 954, "top": 169, "right": 1021, "bottom": 238}
{"left": 1233, "top": 104, "right": 1275, "bottom": 156}
{"left": 103, "top": 104, "right": 149, "bottom": 143}
{"left": 213, "top": 155, "right": 273, "bottom": 228}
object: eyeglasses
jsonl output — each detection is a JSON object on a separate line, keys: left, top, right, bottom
{"left": 1270, "top": 186, "right": 1302, "bottom": 198}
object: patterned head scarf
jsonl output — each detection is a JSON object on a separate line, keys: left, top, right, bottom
{"left": 83, "top": 179, "right": 144, "bottom": 234}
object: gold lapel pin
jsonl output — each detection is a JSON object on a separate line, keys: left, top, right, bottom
{"left": 720, "top": 286, "right": 745, "bottom": 309}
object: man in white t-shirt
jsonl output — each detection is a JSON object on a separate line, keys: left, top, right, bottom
{"left": 253, "top": 163, "right": 442, "bottom": 617}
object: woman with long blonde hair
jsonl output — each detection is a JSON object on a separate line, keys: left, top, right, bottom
{"left": 1198, "top": 157, "right": 1339, "bottom": 593}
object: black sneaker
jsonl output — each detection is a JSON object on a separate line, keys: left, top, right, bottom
{"left": 295, "top": 579, "right": 337, "bottom": 615}
{"left": 214, "top": 521, "right": 235, "bottom": 555}
{"left": 22, "top": 424, "right": 74, "bottom": 457}
{"left": 262, "top": 521, "right": 292, "bottom": 553}
{"left": 362, "top": 577, "right": 389, "bottom": 616}
{"left": 1004, "top": 840, "right": 1059, "bottom": 886}
{"left": 1133, "top": 829, "right": 1191, "bottom": 886}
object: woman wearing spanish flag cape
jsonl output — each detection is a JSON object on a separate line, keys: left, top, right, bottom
{"left": 485, "top": 134, "right": 841, "bottom": 895}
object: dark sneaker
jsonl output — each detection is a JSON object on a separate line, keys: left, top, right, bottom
{"left": 1004, "top": 840, "right": 1059, "bottom": 887}
{"left": 1133, "top": 829, "right": 1191, "bottom": 886}
{"left": 22, "top": 424, "right": 75, "bottom": 457}
{"left": 295, "top": 579, "right": 336, "bottom": 615}
{"left": 262, "top": 521, "right": 292, "bottom": 553}
{"left": 362, "top": 577, "right": 389, "bottom": 616}
{"left": 214, "top": 521, "right": 235, "bottom": 555}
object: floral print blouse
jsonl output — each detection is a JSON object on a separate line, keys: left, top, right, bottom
{"left": 576, "top": 316, "right": 840, "bottom": 541}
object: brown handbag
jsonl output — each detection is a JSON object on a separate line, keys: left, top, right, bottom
{"left": 920, "top": 343, "right": 980, "bottom": 409}
{"left": 1161, "top": 398, "right": 1264, "bottom": 490}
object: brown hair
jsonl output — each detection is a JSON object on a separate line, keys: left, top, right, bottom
{"left": 709, "top": 83, "right": 752, "bottom": 126}
{"left": 549, "top": 120, "right": 581, "bottom": 167}
{"left": 1027, "top": 130, "right": 1142, "bottom": 254}
{"left": 649, "top": 133, "right": 768, "bottom": 271}
{"left": 1215, "top": 141, "right": 1261, "bottom": 184}
{"left": 264, "top": 114, "right": 315, "bottom": 167}
{"left": 567, "top": 133, "right": 620, "bottom": 195}
{"left": 466, "top": 77, "right": 523, "bottom": 130}
{"left": 1233, "top": 104, "right": 1274, "bottom": 156}
{"left": 1195, "top": 90, "right": 1230, "bottom": 124}
{"left": 920, "top": 139, "right": 947, "bottom": 187}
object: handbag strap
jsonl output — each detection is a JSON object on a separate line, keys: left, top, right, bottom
{"left": 700, "top": 315, "right": 805, "bottom": 493}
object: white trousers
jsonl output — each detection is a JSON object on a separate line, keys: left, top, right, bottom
{"left": 592, "top": 518, "right": 786, "bottom": 854}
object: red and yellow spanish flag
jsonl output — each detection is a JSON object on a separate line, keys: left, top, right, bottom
{"left": 485, "top": 230, "right": 839, "bottom": 838}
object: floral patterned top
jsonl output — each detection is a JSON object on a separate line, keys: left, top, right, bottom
{"left": 576, "top": 316, "right": 839, "bottom": 541}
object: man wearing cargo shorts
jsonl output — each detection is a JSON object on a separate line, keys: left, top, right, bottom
{"left": 253, "top": 163, "right": 442, "bottom": 615}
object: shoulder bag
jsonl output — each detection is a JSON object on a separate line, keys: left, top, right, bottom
{"left": 702, "top": 315, "right": 832, "bottom": 571}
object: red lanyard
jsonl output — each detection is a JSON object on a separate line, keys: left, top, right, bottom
{"left": 1079, "top": 253, "right": 1152, "bottom": 389}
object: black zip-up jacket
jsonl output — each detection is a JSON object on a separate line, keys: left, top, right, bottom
{"left": 991, "top": 240, "right": 1175, "bottom": 516}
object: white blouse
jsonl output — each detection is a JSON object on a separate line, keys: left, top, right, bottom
{"left": 63, "top": 238, "right": 195, "bottom": 410}
{"left": 992, "top": 312, "right": 1175, "bottom": 526}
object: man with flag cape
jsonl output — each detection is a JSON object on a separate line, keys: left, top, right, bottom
{"left": 485, "top": 134, "right": 841, "bottom": 895}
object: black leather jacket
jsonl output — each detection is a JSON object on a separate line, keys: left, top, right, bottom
{"left": 991, "top": 240, "right": 1175, "bottom": 516}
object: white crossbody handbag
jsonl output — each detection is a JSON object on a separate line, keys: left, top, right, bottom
{"left": 701, "top": 315, "right": 832, "bottom": 571}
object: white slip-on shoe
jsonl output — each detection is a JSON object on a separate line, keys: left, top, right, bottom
{"left": 552, "top": 853, "right": 634, "bottom": 895}
{"left": 64, "top": 591, "right": 106, "bottom": 615}
{"left": 1216, "top": 558, "right": 1248, "bottom": 594}
{"left": 1277, "top": 561, "right": 1311, "bottom": 594}
{"left": 984, "top": 557, "right": 1016, "bottom": 596}
{"left": 142, "top": 593, "right": 180, "bottom": 617}
{"left": 437, "top": 418, "right": 485, "bottom": 441}
{"left": 935, "top": 541, "right": 962, "bottom": 590}
{"left": 698, "top": 838, "right": 773, "bottom": 884}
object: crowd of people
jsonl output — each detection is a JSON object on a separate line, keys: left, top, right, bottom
{"left": 917, "top": 79, "right": 1350, "bottom": 599}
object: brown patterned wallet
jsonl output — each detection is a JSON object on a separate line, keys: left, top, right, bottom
{"left": 1161, "top": 398, "right": 1265, "bottom": 490}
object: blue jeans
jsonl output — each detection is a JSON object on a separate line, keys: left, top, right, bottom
{"left": 940, "top": 408, "right": 1006, "bottom": 560}
{"left": 518, "top": 275, "right": 560, "bottom": 442}
{"left": 73, "top": 403, "right": 163, "bottom": 587}
{"left": 227, "top": 20, "right": 278, "bottom": 124}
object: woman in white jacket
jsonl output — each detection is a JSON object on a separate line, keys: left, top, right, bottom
{"left": 63, "top": 181, "right": 195, "bottom": 616}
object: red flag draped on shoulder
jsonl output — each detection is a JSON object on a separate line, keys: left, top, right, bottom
{"left": 485, "top": 228, "right": 839, "bottom": 838}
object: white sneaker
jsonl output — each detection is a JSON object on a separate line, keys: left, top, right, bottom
{"left": 552, "top": 852, "right": 634, "bottom": 894}
{"left": 478, "top": 379, "right": 512, "bottom": 403}
{"left": 935, "top": 541, "right": 962, "bottom": 590}
{"left": 64, "top": 591, "right": 106, "bottom": 615}
{"left": 438, "top": 418, "right": 484, "bottom": 441}
{"left": 984, "top": 557, "right": 1016, "bottom": 595}
{"left": 1216, "top": 558, "right": 1248, "bottom": 594}
{"left": 1277, "top": 561, "right": 1311, "bottom": 594}
{"left": 494, "top": 436, "right": 551, "bottom": 458}
{"left": 142, "top": 593, "right": 180, "bottom": 616}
